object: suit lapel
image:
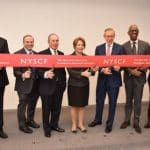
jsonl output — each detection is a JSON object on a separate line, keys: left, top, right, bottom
{"left": 126, "top": 41, "right": 133, "bottom": 54}
{"left": 111, "top": 43, "right": 116, "bottom": 55}
{"left": 137, "top": 40, "right": 144, "bottom": 54}
{"left": 101, "top": 44, "right": 106, "bottom": 55}
{"left": 21, "top": 48, "right": 27, "bottom": 54}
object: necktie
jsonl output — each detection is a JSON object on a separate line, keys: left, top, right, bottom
{"left": 132, "top": 41, "right": 136, "bottom": 54}
{"left": 106, "top": 44, "right": 111, "bottom": 56}
{"left": 54, "top": 50, "right": 57, "bottom": 55}
{"left": 28, "top": 51, "right": 36, "bottom": 79}
{"left": 29, "top": 51, "right": 33, "bottom": 55}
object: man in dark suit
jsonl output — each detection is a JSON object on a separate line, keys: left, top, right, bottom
{"left": 0, "top": 37, "right": 9, "bottom": 138}
{"left": 88, "top": 28, "right": 125, "bottom": 133}
{"left": 144, "top": 71, "right": 150, "bottom": 128}
{"left": 120, "top": 25, "right": 150, "bottom": 133}
{"left": 14, "top": 35, "right": 40, "bottom": 134}
{"left": 39, "top": 33, "right": 66, "bottom": 137}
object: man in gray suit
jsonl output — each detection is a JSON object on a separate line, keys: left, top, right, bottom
{"left": 120, "top": 25, "right": 150, "bottom": 133}
{"left": 14, "top": 35, "right": 40, "bottom": 134}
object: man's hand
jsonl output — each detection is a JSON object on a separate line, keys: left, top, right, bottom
{"left": 91, "top": 66, "right": 99, "bottom": 72}
{"left": 22, "top": 70, "right": 31, "bottom": 79}
{"left": 129, "top": 68, "right": 142, "bottom": 77}
{"left": 113, "top": 66, "right": 120, "bottom": 72}
{"left": 102, "top": 67, "right": 112, "bottom": 75}
{"left": 45, "top": 70, "right": 55, "bottom": 79}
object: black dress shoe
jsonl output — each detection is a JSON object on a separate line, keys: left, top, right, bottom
{"left": 19, "top": 126, "right": 33, "bottom": 133}
{"left": 133, "top": 124, "right": 142, "bottom": 133}
{"left": 120, "top": 121, "right": 130, "bottom": 129}
{"left": 27, "top": 120, "right": 40, "bottom": 128}
{"left": 144, "top": 122, "right": 150, "bottom": 128}
{"left": 44, "top": 131, "right": 51, "bottom": 138}
{"left": 88, "top": 121, "right": 102, "bottom": 127}
{"left": 51, "top": 127, "right": 65, "bottom": 132}
{"left": 105, "top": 126, "right": 112, "bottom": 133}
{"left": 0, "top": 129, "right": 8, "bottom": 139}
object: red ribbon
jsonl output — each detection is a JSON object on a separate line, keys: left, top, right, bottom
{"left": 0, "top": 54, "right": 149, "bottom": 68}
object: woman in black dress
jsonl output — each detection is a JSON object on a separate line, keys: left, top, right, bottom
{"left": 67, "top": 37, "right": 94, "bottom": 133}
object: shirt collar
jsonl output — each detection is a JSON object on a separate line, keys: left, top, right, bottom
{"left": 49, "top": 48, "right": 57, "bottom": 55}
{"left": 130, "top": 40, "right": 138, "bottom": 45}
{"left": 24, "top": 48, "right": 32, "bottom": 54}
{"left": 105, "top": 43, "right": 113, "bottom": 48}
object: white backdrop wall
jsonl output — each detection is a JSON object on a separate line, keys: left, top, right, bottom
{"left": 0, "top": 0, "right": 149, "bottom": 109}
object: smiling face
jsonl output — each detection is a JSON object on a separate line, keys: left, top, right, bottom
{"left": 128, "top": 25, "right": 139, "bottom": 41}
{"left": 48, "top": 34, "right": 59, "bottom": 50}
{"left": 103, "top": 28, "right": 115, "bottom": 45}
{"left": 75, "top": 40, "right": 85, "bottom": 54}
{"left": 23, "top": 35, "right": 34, "bottom": 50}
{"left": 73, "top": 37, "right": 86, "bottom": 55}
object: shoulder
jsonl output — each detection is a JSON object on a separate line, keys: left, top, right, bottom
{"left": 57, "top": 50, "right": 64, "bottom": 55}
{"left": 138, "top": 40, "right": 149, "bottom": 46}
{"left": 32, "top": 50, "right": 37, "bottom": 54}
{"left": 96, "top": 43, "right": 105, "bottom": 48}
{"left": 39, "top": 48, "right": 49, "bottom": 54}
{"left": 14, "top": 48, "right": 25, "bottom": 54}
{"left": 0, "top": 37, "right": 7, "bottom": 45}
{"left": 0, "top": 37, "right": 7, "bottom": 42}
{"left": 113, "top": 42, "right": 123, "bottom": 49}
{"left": 95, "top": 43, "right": 105, "bottom": 51}
{"left": 122, "top": 41, "right": 130, "bottom": 47}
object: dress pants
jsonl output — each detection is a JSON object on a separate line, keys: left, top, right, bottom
{"left": 95, "top": 82, "right": 119, "bottom": 127}
{"left": 17, "top": 81, "right": 39, "bottom": 128}
{"left": 0, "top": 87, "right": 5, "bottom": 129}
{"left": 17, "top": 92, "right": 29, "bottom": 128}
{"left": 27, "top": 81, "right": 39, "bottom": 122}
{"left": 124, "top": 77, "right": 144, "bottom": 124}
{"left": 41, "top": 83, "right": 65, "bottom": 132}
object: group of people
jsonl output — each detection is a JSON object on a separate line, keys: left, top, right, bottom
{"left": 0, "top": 24, "right": 149, "bottom": 139}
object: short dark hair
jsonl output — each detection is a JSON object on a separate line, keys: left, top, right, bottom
{"left": 23, "top": 35, "right": 34, "bottom": 42}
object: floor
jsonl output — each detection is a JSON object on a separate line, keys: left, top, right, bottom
{"left": 0, "top": 103, "right": 150, "bottom": 150}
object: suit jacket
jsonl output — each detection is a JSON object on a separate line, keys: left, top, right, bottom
{"left": 95, "top": 42, "right": 125, "bottom": 88}
{"left": 0, "top": 37, "right": 9, "bottom": 87}
{"left": 13, "top": 48, "right": 38, "bottom": 94}
{"left": 148, "top": 71, "right": 150, "bottom": 86}
{"left": 67, "top": 52, "right": 93, "bottom": 87}
{"left": 123, "top": 40, "right": 150, "bottom": 84}
{"left": 38, "top": 48, "right": 66, "bottom": 96}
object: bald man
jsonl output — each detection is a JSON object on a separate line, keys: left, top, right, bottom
{"left": 120, "top": 25, "right": 150, "bottom": 133}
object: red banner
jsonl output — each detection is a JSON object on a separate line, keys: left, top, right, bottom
{"left": 0, "top": 54, "right": 149, "bottom": 68}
